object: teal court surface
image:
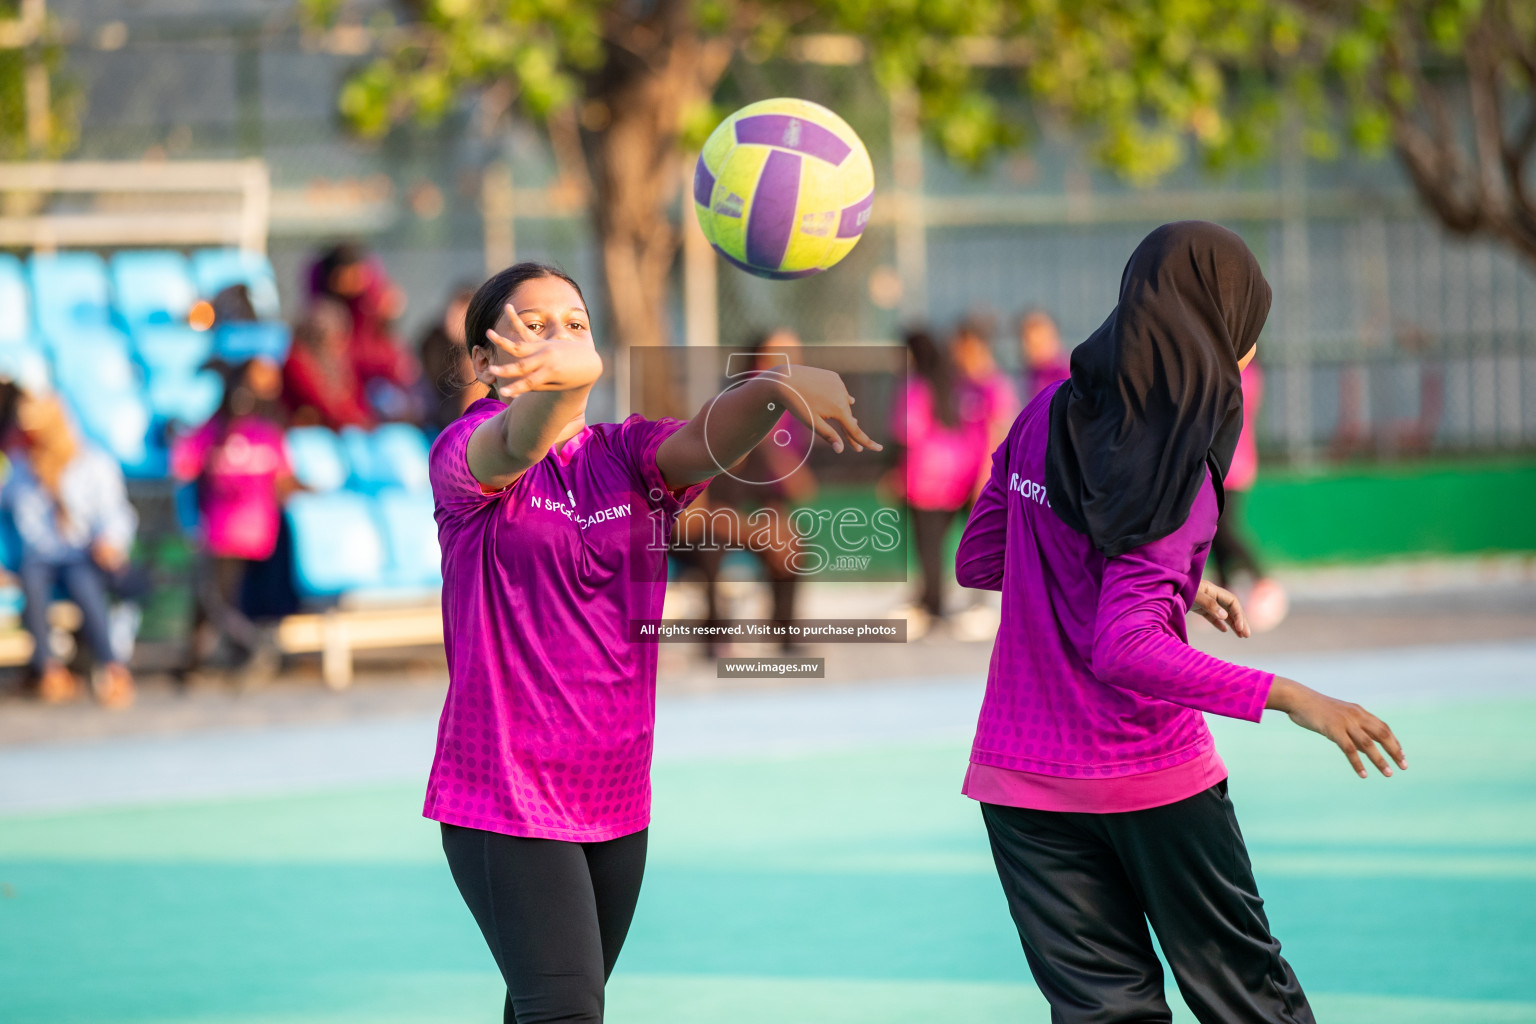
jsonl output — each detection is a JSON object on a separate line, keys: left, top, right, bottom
{"left": 2, "top": 641, "right": 1534, "bottom": 1023}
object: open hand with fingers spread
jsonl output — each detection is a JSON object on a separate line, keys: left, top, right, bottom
{"left": 1193, "top": 579, "right": 1250, "bottom": 637}
{"left": 482, "top": 302, "right": 603, "bottom": 399}
{"left": 777, "top": 364, "right": 882, "bottom": 455}
{"left": 1266, "top": 676, "right": 1409, "bottom": 779}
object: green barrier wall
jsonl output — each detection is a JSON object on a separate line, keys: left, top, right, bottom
{"left": 1242, "top": 457, "right": 1536, "bottom": 564}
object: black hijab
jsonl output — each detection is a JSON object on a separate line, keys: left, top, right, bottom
{"left": 1044, "top": 221, "right": 1271, "bottom": 557}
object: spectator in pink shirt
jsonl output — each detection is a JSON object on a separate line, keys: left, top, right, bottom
{"left": 172, "top": 357, "right": 295, "bottom": 680}
{"left": 1211, "top": 359, "right": 1289, "bottom": 631}
{"left": 891, "top": 328, "right": 984, "bottom": 632}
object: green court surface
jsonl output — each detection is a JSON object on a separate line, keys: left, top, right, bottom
{"left": 2, "top": 697, "right": 1534, "bottom": 1023}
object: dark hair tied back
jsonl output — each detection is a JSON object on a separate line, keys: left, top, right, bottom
{"left": 464, "top": 262, "right": 588, "bottom": 354}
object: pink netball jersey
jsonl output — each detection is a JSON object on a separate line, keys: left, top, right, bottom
{"left": 424, "top": 399, "right": 707, "bottom": 841}
{"left": 955, "top": 383, "right": 1272, "bottom": 813}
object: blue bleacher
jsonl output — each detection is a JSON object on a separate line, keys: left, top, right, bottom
{"left": 110, "top": 250, "right": 197, "bottom": 327}
{"left": 215, "top": 321, "right": 291, "bottom": 363}
{"left": 0, "top": 254, "right": 33, "bottom": 348}
{"left": 8, "top": 244, "right": 444, "bottom": 613}
{"left": 146, "top": 369, "right": 224, "bottom": 426}
{"left": 374, "top": 489, "right": 441, "bottom": 589}
{"left": 29, "top": 252, "right": 114, "bottom": 340}
{"left": 286, "top": 491, "right": 386, "bottom": 597}
{"left": 134, "top": 324, "right": 215, "bottom": 376}
{"left": 286, "top": 426, "right": 350, "bottom": 492}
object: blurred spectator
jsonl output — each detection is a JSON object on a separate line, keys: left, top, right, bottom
{"left": 308, "top": 243, "right": 421, "bottom": 421}
{"left": 212, "top": 283, "right": 259, "bottom": 325}
{"left": 284, "top": 300, "right": 375, "bottom": 430}
{"left": 1018, "top": 308, "right": 1072, "bottom": 399}
{"left": 172, "top": 357, "right": 294, "bottom": 679}
{"left": 891, "top": 328, "right": 985, "bottom": 634}
{"left": 951, "top": 316, "right": 1020, "bottom": 496}
{"left": 418, "top": 285, "right": 481, "bottom": 434}
{"left": 1, "top": 392, "right": 138, "bottom": 708}
{"left": 673, "top": 329, "right": 813, "bottom": 655}
{"left": 1211, "top": 359, "right": 1289, "bottom": 632}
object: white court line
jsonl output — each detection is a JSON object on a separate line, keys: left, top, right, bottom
{"left": 0, "top": 641, "right": 1531, "bottom": 817}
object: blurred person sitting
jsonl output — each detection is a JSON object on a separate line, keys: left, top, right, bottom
{"left": 418, "top": 284, "right": 481, "bottom": 435}
{"left": 1018, "top": 307, "right": 1072, "bottom": 399}
{"left": 284, "top": 300, "right": 376, "bottom": 430}
{"left": 308, "top": 242, "right": 422, "bottom": 422}
{"left": 1, "top": 392, "right": 138, "bottom": 708}
{"left": 172, "top": 357, "right": 296, "bottom": 680}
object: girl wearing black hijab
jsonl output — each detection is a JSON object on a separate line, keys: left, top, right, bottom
{"left": 955, "top": 222, "right": 1406, "bottom": 1023}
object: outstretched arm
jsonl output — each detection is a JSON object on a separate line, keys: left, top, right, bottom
{"left": 656, "top": 365, "right": 881, "bottom": 490}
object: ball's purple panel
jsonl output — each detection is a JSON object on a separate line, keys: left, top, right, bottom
{"left": 744, "top": 149, "right": 802, "bottom": 271}
{"left": 692, "top": 158, "right": 715, "bottom": 209}
{"left": 837, "top": 191, "right": 875, "bottom": 238}
{"left": 712, "top": 244, "right": 824, "bottom": 280}
{"left": 735, "top": 114, "right": 851, "bottom": 166}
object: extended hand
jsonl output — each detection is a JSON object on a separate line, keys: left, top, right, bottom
{"left": 1266, "top": 676, "right": 1408, "bottom": 779}
{"left": 779, "top": 365, "right": 882, "bottom": 454}
{"left": 1193, "top": 579, "right": 1249, "bottom": 637}
{"left": 482, "top": 303, "right": 603, "bottom": 399}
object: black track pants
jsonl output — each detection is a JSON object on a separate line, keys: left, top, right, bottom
{"left": 982, "top": 782, "right": 1315, "bottom": 1024}
{"left": 441, "top": 823, "right": 648, "bottom": 1024}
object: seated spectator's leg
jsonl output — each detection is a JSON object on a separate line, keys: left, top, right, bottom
{"left": 19, "top": 560, "right": 59, "bottom": 674}
{"left": 57, "top": 558, "right": 120, "bottom": 667}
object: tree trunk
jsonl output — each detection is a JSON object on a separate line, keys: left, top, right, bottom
{"left": 583, "top": 2, "right": 735, "bottom": 414}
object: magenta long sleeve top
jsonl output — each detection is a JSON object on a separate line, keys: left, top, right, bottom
{"left": 955, "top": 382, "right": 1273, "bottom": 813}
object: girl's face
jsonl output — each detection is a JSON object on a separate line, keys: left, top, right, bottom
{"left": 472, "top": 276, "right": 591, "bottom": 389}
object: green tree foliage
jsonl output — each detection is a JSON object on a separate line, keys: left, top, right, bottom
{"left": 302, "top": 0, "right": 1536, "bottom": 348}
{"left": 0, "top": 1, "right": 76, "bottom": 160}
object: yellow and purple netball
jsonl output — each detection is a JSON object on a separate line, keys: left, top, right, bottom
{"left": 694, "top": 98, "right": 875, "bottom": 279}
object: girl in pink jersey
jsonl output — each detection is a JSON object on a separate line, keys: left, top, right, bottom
{"left": 428, "top": 262, "right": 878, "bottom": 1023}
{"left": 956, "top": 222, "right": 1406, "bottom": 1024}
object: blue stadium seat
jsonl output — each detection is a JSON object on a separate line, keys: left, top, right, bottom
{"left": 374, "top": 489, "right": 441, "bottom": 588}
{"left": 215, "top": 321, "right": 291, "bottom": 362}
{"left": 371, "top": 423, "right": 431, "bottom": 491}
{"left": 110, "top": 250, "right": 197, "bottom": 327}
{"left": 63, "top": 387, "right": 151, "bottom": 469}
{"left": 0, "top": 507, "right": 21, "bottom": 573}
{"left": 286, "top": 426, "right": 349, "bottom": 492}
{"left": 0, "top": 254, "right": 32, "bottom": 347}
{"left": 191, "top": 248, "right": 281, "bottom": 319}
{"left": 133, "top": 324, "right": 215, "bottom": 376}
{"left": 286, "top": 491, "right": 385, "bottom": 597}
{"left": 146, "top": 368, "right": 224, "bottom": 426}
{"left": 338, "top": 424, "right": 431, "bottom": 493}
{"left": 29, "top": 252, "right": 113, "bottom": 339}
{"left": 339, "top": 427, "right": 376, "bottom": 491}
{"left": 56, "top": 337, "right": 138, "bottom": 392}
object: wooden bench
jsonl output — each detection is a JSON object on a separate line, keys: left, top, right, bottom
{"left": 273, "top": 598, "right": 443, "bottom": 689}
